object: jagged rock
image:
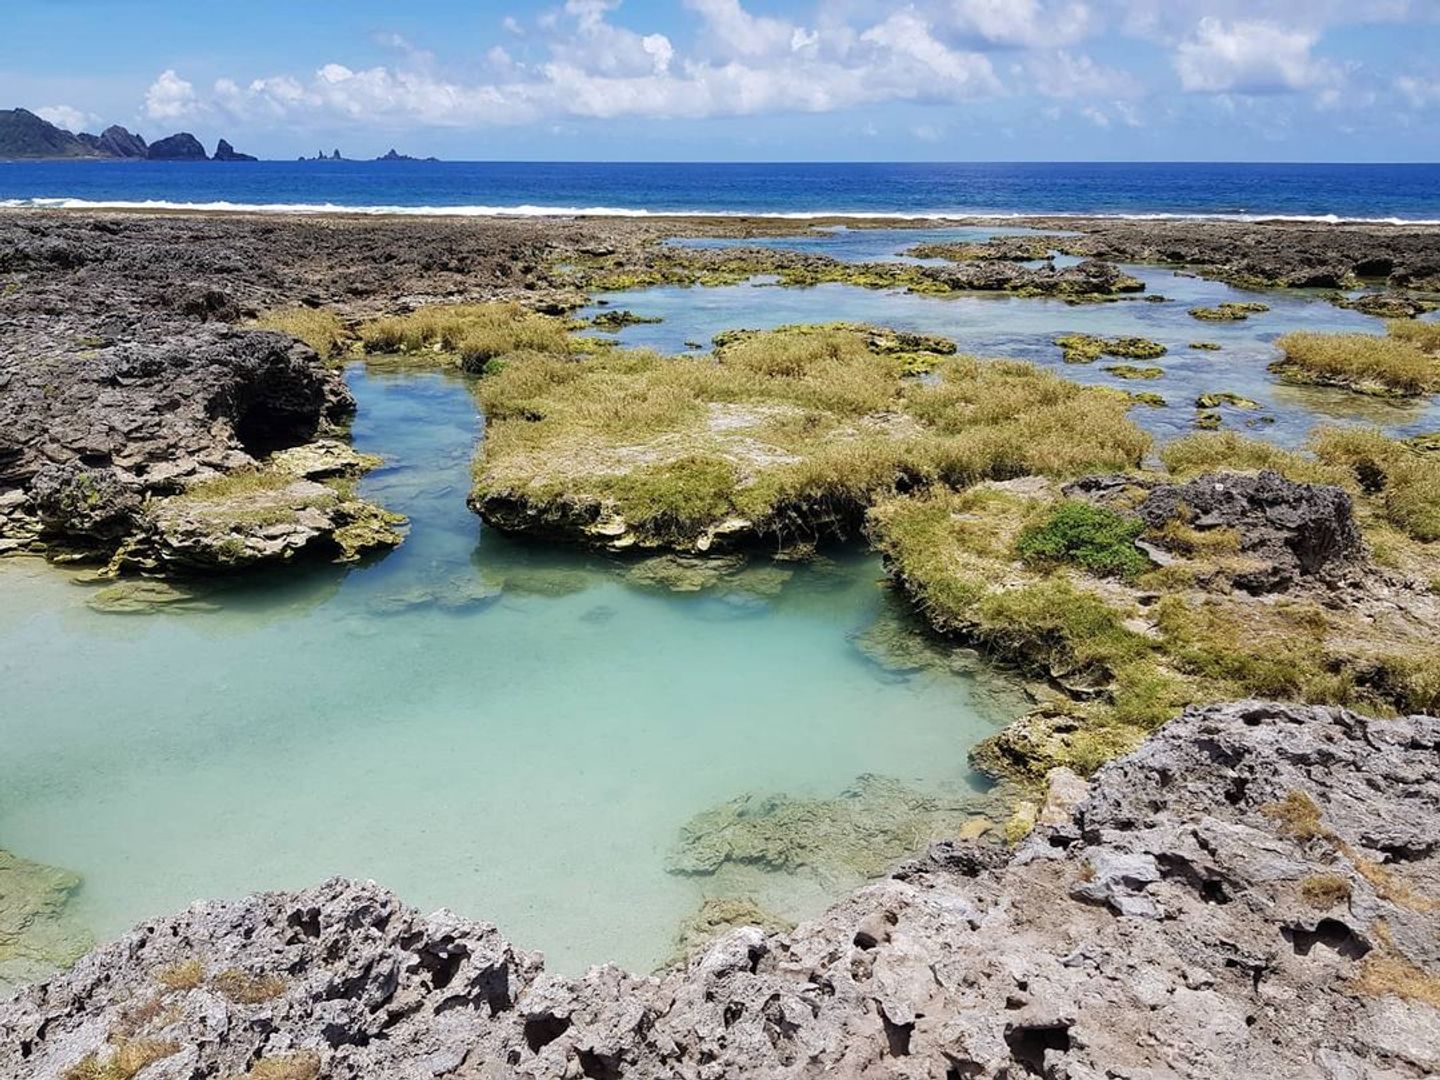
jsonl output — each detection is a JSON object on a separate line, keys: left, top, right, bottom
{"left": 1, "top": 325, "right": 362, "bottom": 568}
{"left": 82, "top": 125, "right": 148, "bottom": 159}
{"left": 1138, "top": 470, "right": 1365, "bottom": 591}
{"left": 211, "top": 138, "right": 257, "bottom": 162}
{"left": 5, "top": 703, "right": 1435, "bottom": 1078}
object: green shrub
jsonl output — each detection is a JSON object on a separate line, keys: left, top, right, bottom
{"left": 1015, "top": 501, "right": 1151, "bottom": 579}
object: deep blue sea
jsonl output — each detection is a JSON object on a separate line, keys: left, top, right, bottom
{"left": 3, "top": 160, "right": 1440, "bottom": 221}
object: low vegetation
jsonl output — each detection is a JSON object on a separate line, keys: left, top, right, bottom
{"left": 1054, "top": 334, "right": 1166, "bottom": 364}
{"left": 253, "top": 308, "right": 349, "bottom": 363}
{"left": 866, "top": 422, "right": 1440, "bottom": 781}
{"left": 472, "top": 322, "right": 1150, "bottom": 550}
{"left": 62, "top": 1038, "right": 179, "bottom": 1080}
{"left": 1271, "top": 322, "right": 1440, "bottom": 397}
{"left": 358, "top": 301, "right": 573, "bottom": 372}
{"left": 1189, "top": 301, "right": 1270, "bottom": 322}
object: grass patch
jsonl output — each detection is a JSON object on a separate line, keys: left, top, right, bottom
{"left": 254, "top": 308, "right": 349, "bottom": 363}
{"left": 1015, "top": 501, "right": 1150, "bottom": 579}
{"left": 1260, "top": 790, "right": 1327, "bottom": 841}
{"left": 154, "top": 958, "right": 203, "bottom": 990}
{"left": 473, "top": 324, "right": 1150, "bottom": 550}
{"left": 1355, "top": 954, "right": 1440, "bottom": 1009}
{"left": 1299, "top": 873, "right": 1352, "bottom": 909}
{"left": 357, "top": 302, "right": 571, "bottom": 372}
{"left": 211, "top": 967, "right": 286, "bottom": 1004}
{"left": 233, "top": 1054, "right": 322, "bottom": 1080}
{"left": 1311, "top": 426, "right": 1440, "bottom": 541}
{"left": 63, "top": 1038, "right": 180, "bottom": 1080}
{"left": 1272, "top": 327, "right": 1440, "bottom": 397}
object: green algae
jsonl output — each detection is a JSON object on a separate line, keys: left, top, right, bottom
{"left": 1055, "top": 334, "right": 1167, "bottom": 364}
{"left": 1195, "top": 392, "right": 1262, "bottom": 410}
{"left": 0, "top": 848, "right": 94, "bottom": 992}
{"left": 666, "top": 774, "right": 994, "bottom": 882}
{"left": 1189, "top": 302, "right": 1271, "bottom": 322}
{"left": 1104, "top": 364, "right": 1165, "bottom": 380}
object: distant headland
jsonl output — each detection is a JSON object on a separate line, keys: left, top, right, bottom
{"left": 0, "top": 107, "right": 256, "bottom": 161}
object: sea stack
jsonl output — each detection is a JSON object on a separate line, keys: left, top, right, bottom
{"left": 146, "top": 132, "right": 208, "bottom": 161}
{"left": 212, "top": 138, "right": 257, "bottom": 162}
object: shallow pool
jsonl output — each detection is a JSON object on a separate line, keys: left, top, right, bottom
{"left": 0, "top": 363, "right": 1008, "bottom": 975}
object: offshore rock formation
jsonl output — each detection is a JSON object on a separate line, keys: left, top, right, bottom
{"left": 213, "top": 138, "right": 258, "bottom": 162}
{"left": 76, "top": 124, "right": 148, "bottom": 159}
{"left": 3, "top": 702, "right": 1436, "bottom": 1078}
{"left": 145, "top": 132, "right": 208, "bottom": 161}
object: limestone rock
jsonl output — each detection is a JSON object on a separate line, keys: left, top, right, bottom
{"left": 3, "top": 703, "right": 1437, "bottom": 1078}
{"left": 1138, "top": 469, "right": 1365, "bottom": 591}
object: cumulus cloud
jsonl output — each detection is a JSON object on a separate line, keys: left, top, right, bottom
{"left": 173, "top": 1, "right": 1001, "bottom": 128}
{"left": 1173, "top": 18, "right": 1337, "bottom": 94}
{"left": 145, "top": 69, "right": 199, "bottom": 120}
{"left": 35, "top": 105, "right": 95, "bottom": 133}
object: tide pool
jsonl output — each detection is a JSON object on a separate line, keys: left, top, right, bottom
{"left": 0, "top": 363, "right": 1008, "bottom": 975}
{"left": 588, "top": 232, "right": 1440, "bottom": 446}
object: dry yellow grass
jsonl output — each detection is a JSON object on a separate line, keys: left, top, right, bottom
{"left": 63, "top": 1038, "right": 180, "bottom": 1080}
{"left": 1273, "top": 328, "right": 1440, "bottom": 397}
{"left": 254, "top": 308, "right": 349, "bottom": 363}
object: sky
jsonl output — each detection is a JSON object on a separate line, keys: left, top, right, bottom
{"left": 4, "top": 0, "right": 1440, "bottom": 161}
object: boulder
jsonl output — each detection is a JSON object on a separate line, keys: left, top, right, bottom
{"left": 1138, "top": 470, "right": 1365, "bottom": 591}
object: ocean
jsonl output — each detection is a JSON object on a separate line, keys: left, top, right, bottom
{"left": 2, "top": 160, "right": 1440, "bottom": 221}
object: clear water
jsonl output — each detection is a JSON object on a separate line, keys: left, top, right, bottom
{"left": 0, "top": 364, "right": 1005, "bottom": 974}
{"left": 589, "top": 234, "right": 1440, "bottom": 447}
{"left": 4, "top": 161, "right": 1440, "bottom": 220}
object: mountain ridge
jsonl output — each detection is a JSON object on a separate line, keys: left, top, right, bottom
{"left": 0, "top": 108, "right": 256, "bottom": 162}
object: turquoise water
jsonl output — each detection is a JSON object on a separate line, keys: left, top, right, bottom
{"left": 590, "top": 233, "right": 1440, "bottom": 446}
{"left": 0, "top": 364, "right": 1006, "bottom": 974}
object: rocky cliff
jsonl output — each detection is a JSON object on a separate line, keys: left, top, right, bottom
{"left": 0, "top": 107, "right": 254, "bottom": 160}
{"left": 3, "top": 701, "right": 1434, "bottom": 1079}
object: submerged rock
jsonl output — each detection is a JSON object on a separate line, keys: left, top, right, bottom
{"left": 670, "top": 897, "right": 794, "bottom": 966}
{"left": 4, "top": 702, "right": 1436, "bottom": 1079}
{"left": 0, "top": 849, "right": 93, "bottom": 993}
{"left": 85, "top": 579, "right": 215, "bottom": 615}
{"left": 666, "top": 774, "right": 1000, "bottom": 882}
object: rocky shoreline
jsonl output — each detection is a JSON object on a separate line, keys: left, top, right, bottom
{"left": 2, "top": 208, "right": 1437, "bottom": 1074}
{"left": 2, "top": 701, "right": 1435, "bottom": 1078}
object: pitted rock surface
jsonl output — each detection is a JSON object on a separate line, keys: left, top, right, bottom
{"left": 1138, "top": 469, "right": 1366, "bottom": 591}
{"left": 4, "top": 701, "right": 1436, "bottom": 1079}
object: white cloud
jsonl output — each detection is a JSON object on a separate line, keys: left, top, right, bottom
{"left": 1026, "top": 50, "right": 1138, "bottom": 98}
{"left": 1173, "top": 18, "right": 1337, "bottom": 94}
{"left": 145, "top": 69, "right": 199, "bottom": 120}
{"left": 942, "top": 0, "right": 1095, "bottom": 48}
{"left": 1080, "top": 104, "right": 1110, "bottom": 126}
{"left": 687, "top": 0, "right": 797, "bottom": 58}
{"left": 183, "top": 1, "right": 1002, "bottom": 129}
{"left": 1396, "top": 74, "right": 1440, "bottom": 107}
{"left": 35, "top": 105, "right": 94, "bottom": 132}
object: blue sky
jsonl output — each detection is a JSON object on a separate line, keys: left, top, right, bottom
{"left": 5, "top": 1, "right": 1440, "bottom": 161}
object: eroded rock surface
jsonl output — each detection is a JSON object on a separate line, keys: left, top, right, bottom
{"left": 4, "top": 702, "right": 1436, "bottom": 1079}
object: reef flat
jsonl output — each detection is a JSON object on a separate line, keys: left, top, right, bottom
{"left": 2, "top": 207, "right": 1438, "bottom": 1076}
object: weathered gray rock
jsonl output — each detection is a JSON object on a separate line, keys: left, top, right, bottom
{"left": 5, "top": 702, "right": 1436, "bottom": 1079}
{"left": 1138, "top": 469, "right": 1366, "bottom": 591}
